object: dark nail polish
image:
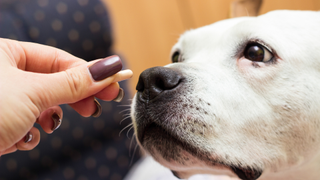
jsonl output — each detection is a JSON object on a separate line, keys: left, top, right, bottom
{"left": 24, "top": 132, "right": 33, "bottom": 143}
{"left": 89, "top": 55, "right": 122, "bottom": 81}
{"left": 92, "top": 98, "right": 102, "bottom": 117}
{"left": 52, "top": 113, "right": 62, "bottom": 131}
{"left": 113, "top": 88, "right": 124, "bottom": 102}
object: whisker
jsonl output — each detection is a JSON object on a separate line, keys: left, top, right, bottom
{"left": 130, "top": 143, "right": 140, "bottom": 166}
{"left": 120, "top": 115, "right": 132, "bottom": 124}
{"left": 122, "top": 114, "right": 131, "bottom": 118}
{"left": 163, "top": 113, "right": 175, "bottom": 129}
{"left": 119, "top": 123, "right": 133, "bottom": 136}
{"left": 118, "top": 104, "right": 132, "bottom": 107}
{"left": 122, "top": 113, "right": 131, "bottom": 118}
{"left": 119, "top": 108, "right": 131, "bottom": 114}
{"left": 120, "top": 107, "right": 131, "bottom": 111}
{"left": 126, "top": 126, "right": 134, "bottom": 138}
{"left": 129, "top": 132, "right": 137, "bottom": 156}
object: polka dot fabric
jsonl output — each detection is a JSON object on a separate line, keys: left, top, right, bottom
{"left": 0, "top": 0, "right": 113, "bottom": 61}
{"left": 0, "top": 0, "right": 139, "bottom": 180}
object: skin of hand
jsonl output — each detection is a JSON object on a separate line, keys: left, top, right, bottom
{"left": 0, "top": 38, "right": 133, "bottom": 156}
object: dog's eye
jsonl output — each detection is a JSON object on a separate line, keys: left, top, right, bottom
{"left": 172, "top": 51, "right": 181, "bottom": 63}
{"left": 244, "top": 43, "right": 273, "bottom": 62}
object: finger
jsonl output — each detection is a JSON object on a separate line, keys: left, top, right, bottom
{"left": 95, "top": 82, "right": 120, "bottom": 101}
{"left": 0, "top": 146, "right": 17, "bottom": 156}
{"left": 1, "top": 38, "right": 133, "bottom": 113}
{"left": 70, "top": 83, "right": 122, "bottom": 117}
{"left": 0, "top": 38, "right": 86, "bottom": 72}
{"left": 69, "top": 96, "right": 96, "bottom": 117}
{"left": 29, "top": 59, "right": 133, "bottom": 112}
{"left": 15, "top": 127, "right": 40, "bottom": 151}
{"left": 36, "top": 106, "right": 63, "bottom": 134}
{"left": 111, "top": 69, "right": 133, "bottom": 83}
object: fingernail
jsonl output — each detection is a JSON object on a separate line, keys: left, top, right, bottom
{"left": 24, "top": 132, "right": 33, "bottom": 143}
{"left": 89, "top": 55, "right": 122, "bottom": 81}
{"left": 91, "top": 98, "right": 102, "bottom": 117}
{"left": 51, "top": 113, "right": 62, "bottom": 131}
{"left": 113, "top": 88, "right": 124, "bottom": 102}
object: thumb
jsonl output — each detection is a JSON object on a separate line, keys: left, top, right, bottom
{"left": 31, "top": 55, "right": 132, "bottom": 111}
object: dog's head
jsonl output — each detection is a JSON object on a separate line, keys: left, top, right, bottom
{"left": 131, "top": 10, "right": 320, "bottom": 180}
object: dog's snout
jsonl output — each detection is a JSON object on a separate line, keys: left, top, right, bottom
{"left": 136, "top": 66, "right": 182, "bottom": 101}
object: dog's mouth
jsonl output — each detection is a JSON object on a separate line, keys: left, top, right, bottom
{"left": 230, "top": 167, "right": 262, "bottom": 180}
{"left": 173, "top": 167, "right": 262, "bottom": 180}
{"left": 137, "top": 122, "right": 262, "bottom": 180}
{"left": 137, "top": 122, "right": 184, "bottom": 147}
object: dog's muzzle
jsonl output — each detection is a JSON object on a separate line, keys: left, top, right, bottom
{"left": 135, "top": 66, "right": 183, "bottom": 143}
{"left": 134, "top": 67, "right": 262, "bottom": 180}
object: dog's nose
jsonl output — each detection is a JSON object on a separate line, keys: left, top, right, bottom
{"left": 136, "top": 66, "right": 182, "bottom": 101}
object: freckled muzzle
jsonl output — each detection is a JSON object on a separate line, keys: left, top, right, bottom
{"left": 133, "top": 66, "right": 263, "bottom": 180}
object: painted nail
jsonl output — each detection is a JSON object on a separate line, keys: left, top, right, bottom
{"left": 113, "top": 88, "right": 124, "bottom": 102}
{"left": 51, "top": 113, "right": 62, "bottom": 131}
{"left": 91, "top": 98, "right": 102, "bottom": 117}
{"left": 89, "top": 55, "right": 122, "bottom": 81}
{"left": 24, "top": 132, "right": 33, "bottom": 143}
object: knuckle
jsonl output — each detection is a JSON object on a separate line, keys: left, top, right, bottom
{"left": 65, "top": 70, "right": 84, "bottom": 100}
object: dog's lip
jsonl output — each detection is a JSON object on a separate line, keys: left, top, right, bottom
{"left": 138, "top": 121, "right": 190, "bottom": 150}
{"left": 231, "top": 166, "right": 262, "bottom": 180}
{"left": 173, "top": 167, "right": 262, "bottom": 180}
{"left": 138, "top": 122, "right": 163, "bottom": 145}
{"left": 138, "top": 123, "right": 262, "bottom": 180}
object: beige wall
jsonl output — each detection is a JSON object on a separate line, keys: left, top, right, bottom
{"left": 104, "top": 0, "right": 320, "bottom": 93}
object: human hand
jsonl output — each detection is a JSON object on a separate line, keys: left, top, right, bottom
{"left": 0, "top": 38, "right": 133, "bottom": 156}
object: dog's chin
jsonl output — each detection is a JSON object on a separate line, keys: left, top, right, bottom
{"left": 138, "top": 123, "right": 262, "bottom": 180}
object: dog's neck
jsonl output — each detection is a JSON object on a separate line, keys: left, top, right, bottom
{"left": 259, "top": 151, "right": 320, "bottom": 180}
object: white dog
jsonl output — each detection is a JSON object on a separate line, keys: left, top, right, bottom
{"left": 130, "top": 10, "right": 320, "bottom": 180}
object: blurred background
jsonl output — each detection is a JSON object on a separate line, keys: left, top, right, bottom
{"left": 104, "top": 0, "right": 320, "bottom": 92}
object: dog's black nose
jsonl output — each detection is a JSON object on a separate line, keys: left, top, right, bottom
{"left": 136, "top": 66, "right": 182, "bottom": 101}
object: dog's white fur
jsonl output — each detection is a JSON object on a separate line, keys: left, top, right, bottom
{"left": 130, "top": 10, "right": 320, "bottom": 180}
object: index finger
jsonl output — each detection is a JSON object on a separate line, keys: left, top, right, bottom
{"left": 0, "top": 38, "right": 88, "bottom": 73}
